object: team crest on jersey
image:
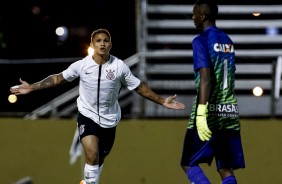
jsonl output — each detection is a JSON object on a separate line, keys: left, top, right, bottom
{"left": 106, "top": 69, "right": 115, "bottom": 80}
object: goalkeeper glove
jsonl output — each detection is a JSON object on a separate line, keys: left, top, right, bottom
{"left": 196, "top": 103, "right": 212, "bottom": 141}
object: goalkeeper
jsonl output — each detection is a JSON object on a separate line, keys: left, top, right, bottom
{"left": 180, "top": 0, "right": 245, "bottom": 184}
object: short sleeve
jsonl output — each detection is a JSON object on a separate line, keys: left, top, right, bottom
{"left": 121, "top": 63, "right": 141, "bottom": 90}
{"left": 192, "top": 36, "right": 211, "bottom": 71}
{"left": 62, "top": 61, "right": 81, "bottom": 82}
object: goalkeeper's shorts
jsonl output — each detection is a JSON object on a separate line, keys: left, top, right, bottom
{"left": 180, "top": 128, "right": 245, "bottom": 170}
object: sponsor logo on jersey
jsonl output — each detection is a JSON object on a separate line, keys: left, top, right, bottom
{"left": 213, "top": 43, "right": 234, "bottom": 53}
{"left": 209, "top": 103, "right": 239, "bottom": 117}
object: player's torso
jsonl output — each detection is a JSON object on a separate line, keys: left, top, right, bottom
{"left": 189, "top": 27, "right": 240, "bottom": 130}
{"left": 79, "top": 58, "right": 122, "bottom": 108}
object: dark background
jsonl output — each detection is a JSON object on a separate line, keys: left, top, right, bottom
{"left": 0, "top": 0, "right": 137, "bottom": 114}
{"left": 0, "top": 0, "right": 137, "bottom": 59}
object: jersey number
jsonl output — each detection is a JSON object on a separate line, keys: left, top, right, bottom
{"left": 223, "top": 59, "right": 228, "bottom": 89}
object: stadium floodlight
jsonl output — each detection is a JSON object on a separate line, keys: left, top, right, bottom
{"left": 8, "top": 94, "right": 17, "bottom": 103}
{"left": 253, "top": 86, "right": 263, "bottom": 97}
{"left": 252, "top": 12, "right": 261, "bottom": 16}
{"left": 55, "top": 26, "right": 68, "bottom": 42}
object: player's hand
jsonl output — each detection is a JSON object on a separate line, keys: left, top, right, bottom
{"left": 196, "top": 103, "right": 212, "bottom": 141}
{"left": 10, "top": 78, "right": 32, "bottom": 95}
{"left": 163, "top": 94, "right": 185, "bottom": 110}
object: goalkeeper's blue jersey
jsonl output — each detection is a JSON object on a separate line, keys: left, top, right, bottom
{"left": 188, "top": 26, "right": 240, "bottom": 130}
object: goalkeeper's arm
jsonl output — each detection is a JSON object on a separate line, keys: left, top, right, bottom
{"left": 196, "top": 103, "right": 212, "bottom": 141}
{"left": 196, "top": 68, "right": 212, "bottom": 141}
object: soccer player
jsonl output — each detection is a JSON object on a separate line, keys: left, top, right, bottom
{"left": 180, "top": 0, "right": 245, "bottom": 184}
{"left": 10, "top": 28, "right": 186, "bottom": 184}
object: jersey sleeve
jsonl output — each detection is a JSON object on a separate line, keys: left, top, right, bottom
{"left": 121, "top": 63, "right": 141, "bottom": 91}
{"left": 62, "top": 60, "right": 81, "bottom": 82}
{"left": 192, "top": 36, "right": 211, "bottom": 71}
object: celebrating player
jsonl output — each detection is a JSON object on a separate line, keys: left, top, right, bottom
{"left": 10, "top": 28, "right": 186, "bottom": 184}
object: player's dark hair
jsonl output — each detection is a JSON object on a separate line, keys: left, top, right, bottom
{"left": 195, "top": 0, "right": 218, "bottom": 21}
{"left": 91, "top": 28, "right": 111, "bottom": 42}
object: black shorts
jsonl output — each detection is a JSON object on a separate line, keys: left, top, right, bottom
{"left": 77, "top": 112, "right": 116, "bottom": 160}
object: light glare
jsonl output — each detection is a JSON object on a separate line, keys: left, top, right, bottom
{"left": 56, "top": 26, "right": 69, "bottom": 42}
{"left": 88, "top": 47, "right": 94, "bottom": 56}
{"left": 8, "top": 94, "right": 17, "bottom": 103}
{"left": 31, "top": 6, "right": 41, "bottom": 15}
{"left": 252, "top": 12, "right": 261, "bottom": 16}
{"left": 253, "top": 86, "right": 263, "bottom": 96}
{"left": 56, "top": 27, "right": 65, "bottom": 36}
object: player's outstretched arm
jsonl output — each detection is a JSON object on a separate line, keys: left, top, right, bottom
{"left": 10, "top": 73, "right": 67, "bottom": 95}
{"left": 163, "top": 94, "right": 186, "bottom": 109}
{"left": 135, "top": 82, "right": 185, "bottom": 110}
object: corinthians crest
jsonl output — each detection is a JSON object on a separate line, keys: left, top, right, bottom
{"left": 79, "top": 124, "right": 85, "bottom": 135}
{"left": 106, "top": 69, "right": 115, "bottom": 80}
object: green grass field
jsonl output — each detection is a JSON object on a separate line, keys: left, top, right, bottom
{"left": 0, "top": 117, "right": 281, "bottom": 184}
